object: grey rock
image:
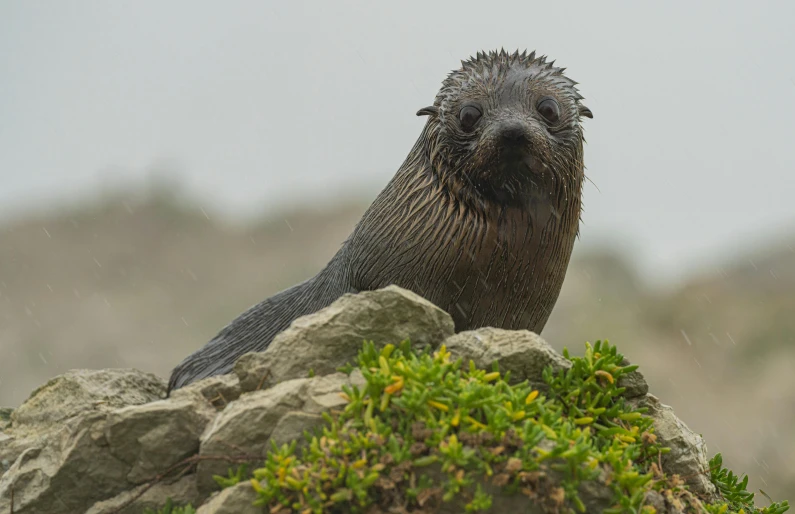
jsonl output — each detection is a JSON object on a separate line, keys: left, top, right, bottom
{"left": 197, "top": 378, "right": 309, "bottom": 494}
{"left": 577, "top": 470, "right": 614, "bottom": 512}
{"left": 0, "top": 287, "right": 735, "bottom": 512}
{"left": 631, "top": 394, "right": 718, "bottom": 499}
{"left": 1, "top": 370, "right": 166, "bottom": 476}
{"left": 0, "top": 407, "right": 12, "bottom": 431}
{"left": 443, "top": 328, "right": 571, "bottom": 388}
{"left": 618, "top": 357, "right": 649, "bottom": 398}
{"left": 0, "top": 408, "right": 16, "bottom": 473}
{"left": 172, "top": 374, "right": 241, "bottom": 410}
{"left": 11, "top": 369, "right": 166, "bottom": 429}
{"left": 302, "top": 369, "right": 365, "bottom": 414}
{"left": 85, "top": 475, "right": 199, "bottom": 514}
{"left": 106, "top": 392, "right": 217, "bottom": 484}
{"left": 234, "top": 285, "right": 454, "bottom": 392}
{"left": 643, "top": 490, "right": 685, "bottom": 514}
{"left": 0, "top": 433, "right": 51, "bottom": 486}
{"left": 0, "top": 413, "right": 129, "bottom": 514}
{"left": 0, "top": 388, "right": 215, "bottom": 513}
{"left": 268, "top": 411, "right": 326, "bottom": 449}
{"left": 197, "top": 481, "right": 262, "bottom": 514}
{"left": 197, "top": 372, "right": 361, "bottom": 495}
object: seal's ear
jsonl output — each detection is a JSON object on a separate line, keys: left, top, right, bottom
{"left": 416, "top": 106, "right": 439, "bottom": 117}
{"left": 578, "top": 104, "right": 593, "bottom": 119}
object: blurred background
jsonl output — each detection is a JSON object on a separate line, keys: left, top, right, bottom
{"left": 1, "top": 0, "right": 793, "bottom": 502}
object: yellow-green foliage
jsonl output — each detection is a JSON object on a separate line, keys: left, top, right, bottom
{"left": 224, "top": 340, "right": 789, "bottom": 513}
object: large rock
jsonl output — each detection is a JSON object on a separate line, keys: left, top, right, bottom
{"left": 0, "top": 374, "right": 215, "bottom": 513}
{"left": 197, "top": 378, "right": 307, "bottom": 494}
{"left": 172, "top": 374, "right": 242, "bottom": 410}
{"left": 10, "top": 369, "right": 165, "bottom": 429}
{"left": 196, "top": 371, "right": 365, "bottom": 495}
{"left": 234, "top": 285, "right": 455, "bottom": 392}
{"left": 106, "top": 392, "right": 217, "bottom": 484}
{"left": 617, "top": 356, "right": 649, "bottom": 399}
{"left": 443, "top": 328, "right": 571, "bottom": 389}
{"left": 0, "top": 413, "right": 130, "bottom": 514}
{"left": 0, "top": 408, "right": 12, "bottom": 431}
{"left": 85, "top": 475, "right": 199, "bottom": 514}
{"left": 196, "top": 482, "right": 261, "bottom": 514}
{"left": 0, "top": 287, "right": 746, "bottom": 512}
{"left": 630, "top": 394, "right": 718, "bottom": 499}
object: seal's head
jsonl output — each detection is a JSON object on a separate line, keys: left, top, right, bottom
{"left": 418, "top": 49, "right": 592, "bottom": 208}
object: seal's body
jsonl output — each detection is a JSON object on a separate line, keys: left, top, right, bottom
{"left": 168, "top": 49, "right": 593, "bottom": 391}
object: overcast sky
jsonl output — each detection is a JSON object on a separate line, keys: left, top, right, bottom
{"left": 1, "top": 0, "right": 794, "bottom": 284}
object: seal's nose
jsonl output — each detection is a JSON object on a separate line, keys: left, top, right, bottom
{"left": 498, "top": 122, "right": 528, "bottom": 145}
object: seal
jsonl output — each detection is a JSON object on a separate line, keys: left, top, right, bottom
{"left": 167, "top": 49, "right": 593, "bottom": 391}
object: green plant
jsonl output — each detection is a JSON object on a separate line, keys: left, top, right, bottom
{"left": 707, "top": 453, "right": 789, "bottom": 514}
{"left": 244, "top": 340, "right": 666, "bottom": 512}
{"left": 205, "top": 339, "right": 789, "bottom": 513}
{"left": 213, "top": 463, "right": 249, "bottom": 488}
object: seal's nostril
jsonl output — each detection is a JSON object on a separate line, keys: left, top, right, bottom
{"left": 499, "top": 123, "right": 527, "bottom": 144}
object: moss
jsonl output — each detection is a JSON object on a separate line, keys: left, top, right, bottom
{"left": 206, "top": 340, "right": 784, "bottom": 513}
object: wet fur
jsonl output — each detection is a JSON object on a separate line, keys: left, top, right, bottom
{"left": 168, "top": 49, "right": 591, "bottom": 391}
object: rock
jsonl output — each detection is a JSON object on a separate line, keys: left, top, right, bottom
{"left": 618, "top": 357, "right": 649, "bottom": 398}
{"left": 0, "top": 388, "right": 216, "bottom": 513}
{"left": 234, "top": 285, "right": 454, "bottom": 392}
{"left": 172, "top": 374, "right": 242, "bottom": 410}
{"left": 302, "top": 369, "right": 365, "bottom": 414}
{"left": 197, "top": 379, "right": 309, "bottom": 494}
{"left": 85, "top": 475, "right": 199, "bottom": 514}
{"left": 106, "top": 392, "right": 217, "bottom": 484}
{"left": 0, "top": 371, "right": 219, "bottom": 491}
{"left": 197, "top": 372, "right": 362, "bottom": 495}
{"left": 268, "top": 411, "right": 326, "bottom": 449}
{"left": 0, "top": 287, "right": 749, "bottom": 512}
{"left": 0, "top": 413, "right": 130, "bottom": 514}
{"left": 630, "top": 394, "right": 718, "bottom": 499}
{"left": 443, "top": 328, "right": 571, "bottom": 388}
{"left": 0, "top": 407, "right": 12, "bottom": 430}
{"left": 10, "top": 369, "right": 166, "bottom": 429}
{"left": 0, "top": 408, "right": 13, "bottom": 469}
{"left": 0, "top": 433, "right": 47, "bottom": 484}
{"left": 197, "top": 481, "right": 261, "bottom": 514}
{"left": 643, "top": 490, "right": 685, "bottom": 514}
{"left": 577, "top": 472, "right": 614, "bottom": 512}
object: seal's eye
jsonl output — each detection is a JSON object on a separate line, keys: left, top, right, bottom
{"left": 537, "top": 98, "right": 561, "bottom": 124}
{"left": 459, "top": 105, "right": 482, "bottom": 132}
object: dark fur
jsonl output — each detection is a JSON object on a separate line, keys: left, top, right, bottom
{"left": 167, "top": 49, "right": 592, "bottom": 392}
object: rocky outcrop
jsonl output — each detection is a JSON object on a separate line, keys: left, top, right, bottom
{"left": 0, "top": 286, "right": 730, "bottom": 513}
{"left": 0, "top": 382, "right": 215, "bottom": 513}
{"left": 629, "top": 394, "right": 717, "bottom": 498}
{"left": 10, "top": 369, "right": 166, "bottom": 429}
{"left": 234, "top": 285, "right": 454, "bottom": 392}
{"left": 85, "top": 475, "right": 199, "bottom": 514}
{"left": 444, "top": 328, "right": 572, "bottom": 389}
{"left": 0, "top": 409, "right": 14, "bottom": 432}
{"left": 197, "top": 482, "right": 260, "bottom": 514}
{"left": 196, "top": 371, "right": 365, "bottom": 495}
